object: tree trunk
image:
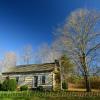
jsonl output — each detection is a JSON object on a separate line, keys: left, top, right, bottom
{"left": 81, "top": 53, "right": 91, "bottom": 92}
{"left": 84, "top": 74, "right": 91, "bottom": 92}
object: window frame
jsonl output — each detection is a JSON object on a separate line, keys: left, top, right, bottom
{"left": 41, "top": 75, "right": 46, "bottom": 85}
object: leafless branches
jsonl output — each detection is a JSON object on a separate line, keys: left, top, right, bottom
{"left": 53, "top": 9, "right": 100, "bottom": 92}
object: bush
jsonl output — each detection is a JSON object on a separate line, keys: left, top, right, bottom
{"left": 68, "top": 76, "right": 100, "bottom": 89}
{"left": 2, "top": 78, "right": 17, "bottom": 91}
{"left": 20, "top": 85, "right": 28, "bottom": 91}
{"left": 9, "top": 79, "right": 17, "bottom": 91}
{"left": 2, "top": 79, "right": 8, "bottom": 91}
{"left": 37, "top": 86, "right": 43, "bottom": 91}
{"left": 62, "top": 81, "right": 68, "bottom": 89}
{"left": 0, "top": 83, "right": 2, "bottom": 91}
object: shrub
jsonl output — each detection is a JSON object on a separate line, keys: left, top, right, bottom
{"left": 0, "top": 83, "right": 2, "bottom": 91}
{"left": 2, "top": 78, "right": 17, "bottom": 91}
{"left": 20, "top": 85, "right": 28, "bottom": 91}
{"left": 2, "top": 78, "right": 11, "bottom": 91}
{"left": 90, "top": 77, "right": 100, "bottom": 89}
{"left": 37, "top": 86, "right": 43, "bottom": 91}
{"left": 8, "top": 79, "right": 17, "bottom": 91}
{"left": 62, "top": 81, "right": 68, "bottom": 89}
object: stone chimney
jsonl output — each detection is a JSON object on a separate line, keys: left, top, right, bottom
{"left": 53, "top": 59, "right": 61, "bottom": 91}
{"left": 55, "top": 59, "right": 60, "bottom": 67}
{"left": 54, "top": 59, "right": 60, "bottom": 72}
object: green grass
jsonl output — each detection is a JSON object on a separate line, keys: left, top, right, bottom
{"left": 0, "top": 91, "right": 100, "bottom": 100}
{"left": 1, "top": 97, "right": 100, "bottom": 100}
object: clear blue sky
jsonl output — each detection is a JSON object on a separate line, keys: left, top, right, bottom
{"left": 0, "top": 0, "right": 100, "bottom": 58}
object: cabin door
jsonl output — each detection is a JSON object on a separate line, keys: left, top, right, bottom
{"left": 33, "top": 76, "right": 38, "bottom": 88}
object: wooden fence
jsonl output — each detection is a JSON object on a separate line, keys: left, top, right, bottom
{"left": 0, "top": 91, "right": 100, "bottom": 98}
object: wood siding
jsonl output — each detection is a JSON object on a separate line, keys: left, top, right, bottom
{"left": 2, "top": 72, "right": 53, "bottom": 89}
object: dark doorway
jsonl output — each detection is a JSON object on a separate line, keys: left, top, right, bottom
{"left": 34, "top": 76, "right": 38, "bottom": 87}
{"left": 16, "top": 76, "right": 19, "bottom": 84}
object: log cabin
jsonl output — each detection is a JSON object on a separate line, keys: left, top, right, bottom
{"left": 2, "top": 60, "right": 61, "bottom": 91}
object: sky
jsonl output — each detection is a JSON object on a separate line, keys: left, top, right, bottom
{"left": 0, "top": 0, "right": 100, "bottom": 59}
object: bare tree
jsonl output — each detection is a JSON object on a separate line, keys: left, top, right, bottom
{"left": 21, "top": 44, "right": 33, "bottom": 64}
{"left": 35, "top": 43, "right": 49, "bottom": 63}
{"left": 0, "top": 60, "right": 3, "bottom": 73}
{"left": 3, "top": 52, "right": 17, "bottom": 72}
{"left": 35, "top": 43, "right": 61, "bottom": 63}
{"left": 54, "top": 9, "right": 100, "bottom": 92}
{"left": 90, "top": 66, "right": 100, "bottom": 76}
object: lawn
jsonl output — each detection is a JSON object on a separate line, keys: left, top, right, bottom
{"left": 0, "top": 91, "right": 100, "bottom": 100}
{"left": 1, "top": 97, "right": 100, "bottom": 100}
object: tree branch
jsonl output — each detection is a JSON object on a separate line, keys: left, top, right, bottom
{"left": 86, "top": 43, "right": 100, "bottom": 56}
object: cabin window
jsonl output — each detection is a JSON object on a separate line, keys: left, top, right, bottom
{"left": 42, "top": 76, "right": 45, "bottom": 84}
